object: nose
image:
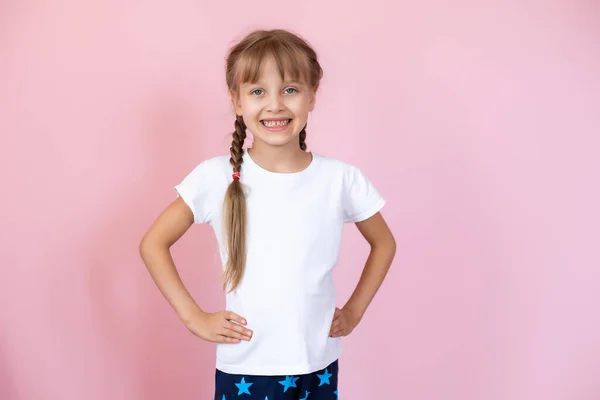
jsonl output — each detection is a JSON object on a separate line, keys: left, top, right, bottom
{"left": 266, "top": 92, "right": 285, "bottom": 113}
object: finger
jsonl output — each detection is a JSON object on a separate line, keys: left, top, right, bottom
{"left": 331, "top": 328, "right": 345, "bottom": 338}
{"left": 226, "top": 311, "right": 247, "bottom": 325}
{"left": 331, "top": 308, "right": 342, "bottom": 323}
{"left": 330, "top": 320, "right": 344, "bottom": 336}
{"left": 331, "top": 320, "right": 342, "bottom": 332}
{"left": 216, "top": 334, "right": 241, "bottom": 344}
{"left": 224, "top": 327, "right": 251, "bottom": 341}
{"left": 225, "top": 321, "right": 253, "bottom": 338}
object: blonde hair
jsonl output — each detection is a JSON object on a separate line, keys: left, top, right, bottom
{"left": 221, "top": 29, "right": 323, "bottom": 292}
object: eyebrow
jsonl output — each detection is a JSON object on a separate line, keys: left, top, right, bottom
{"left": 243, "top": 80, "right": 304, "bottom": 87}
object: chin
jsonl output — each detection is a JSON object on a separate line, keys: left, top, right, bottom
{"left": 254, "top": 134, "right": 299, "bottom": 148}
{"left": 250, "top": 122, "right": 303, "bottom": 147}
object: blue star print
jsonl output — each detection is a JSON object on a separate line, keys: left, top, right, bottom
{"left": 316, "top": 368, "right": 332, "bottom": 386}
{"left": 334, "top": 389, "right": 338, "bottom": 398}
{"left": 299, "top": 390, "right": 310, "bottom": 400}
{"left": 234, "top": 377, "right": 253, "bottom": 395}
{"left": 278, "top": 375, "right": 300, "bottom": 392}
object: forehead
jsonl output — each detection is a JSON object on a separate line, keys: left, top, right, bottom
{"left": 235, "top": 52, "right": 309, "bottom": 87}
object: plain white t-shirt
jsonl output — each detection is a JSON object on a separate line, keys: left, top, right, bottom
{"left": 174, "top": 148, "right": 385, "bottom": 376}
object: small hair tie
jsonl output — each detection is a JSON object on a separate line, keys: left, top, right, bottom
{"left": 232, "top": 171, "right": 241, "bottom": 180}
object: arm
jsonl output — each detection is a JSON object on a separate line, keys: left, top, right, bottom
{"left": 139, "top": 197, "right": 200, "bottom": 324}
{"left": 139, "top": 197, "right": 253, "bottom": 343}
{"left": 330, "top": 211, "right": 396, "bottom": 337}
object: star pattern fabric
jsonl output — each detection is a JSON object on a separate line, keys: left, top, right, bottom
{"left": 316, "top": 369, "right": 332, "bottom": 386}
{"left": 214, "top": 359, "right": 339, "bottom": 399}
{"left": 235, "top": 377, "right": 253, "bottom": 395}
{"left": 278, "top": 376, "right": 300, "bottom": 392}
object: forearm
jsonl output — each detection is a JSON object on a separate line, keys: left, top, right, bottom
{"left": 139, "top": 241, "right": 203, "bottom": 324}
{"left": 343, "top": 239, "right": 396, "bottom": 319}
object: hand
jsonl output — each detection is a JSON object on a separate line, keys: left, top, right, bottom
{"left": 183, "top": 308, "right": 253, "bottom": 344}
{"left": 329, "top": 307, "right": 361, "bottom": 338}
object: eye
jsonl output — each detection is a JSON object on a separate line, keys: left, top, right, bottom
{"left": 251, "top": 89, "right": 264, "bottom": 95}
{"left": 284, "top": 87, "right": 298, "bottom": 94}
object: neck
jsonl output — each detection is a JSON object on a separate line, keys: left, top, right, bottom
{"left": 248, "top": 140, "right": 312, "bottom": 174}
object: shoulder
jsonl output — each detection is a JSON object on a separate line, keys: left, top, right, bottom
{"left": 195, "top": 153, "right": 231, "bottom": 170}
{"left": 313, "top": 152, "right": 382, "bottom": 197}
{"left": 314, "top": 154, "right": 385, "bottom": 222}
{"left": 313, "top": 153, "right": 368, "bottom": 180}
{"left": 314, "top": 152, "right": 354, "bottom": 169}
{"left": 177, "top": 153, "right": 232, "bottom": 186}
{"left": 186, "top": 153, "right": 231, "bottom": 174}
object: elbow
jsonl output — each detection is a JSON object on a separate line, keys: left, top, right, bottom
{"left": 378, "top": 232, "right": 397, "bottom": 259}
{"left": 388, "top": 235, "right": 397, "bottom": 258}
{"left": 139, "top": 232, "right": 171, "bottom": 261}
{"left": 370, "top": 233, "right": 396, "bottom": 256}
{"left": 139, "top": 236, "right": 149, "bottom": 260}
{"left": 139, "top": 233, "right": 156, "bottom": 261}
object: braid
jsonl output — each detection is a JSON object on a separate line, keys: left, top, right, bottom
{"left": 299, "top": 124, "right": 307, "bottom": 151}
{"left": 222, "top": 115, "right": 248, "bottom": 293}
{"left": 230, "top": 115, "right": 247, "bottom": 171}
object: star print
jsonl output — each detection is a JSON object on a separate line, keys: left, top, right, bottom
{"left": 222, "top": 396, "right": 226, "bottom": 400}
{"left": 278, "top": 375, "right": 300, "bottom": 392}
{"left": 299, "top": 390, "right": 310, "bottom": 400}
{"left": 334, "top": 389, "right": 338, "bottom": 398}
{"left": 316, "top": 368, "right": 332, "bottom": 386}
{"left": 234, "top": 377, "right": 253, "bottom": 395}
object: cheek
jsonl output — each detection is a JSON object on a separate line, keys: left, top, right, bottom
{"left": 286, "top": 97, "right": 311, "bottom": 114}
{"left": 241, "top": 102, "right": 262, "bottom": 118}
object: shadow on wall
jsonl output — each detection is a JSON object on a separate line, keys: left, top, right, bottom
{"left": 85, "top": 83, "right": 222, "bottom": 399}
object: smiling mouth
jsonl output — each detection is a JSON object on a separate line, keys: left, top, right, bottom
{"left": 260, "top": 119, "right": 292, "bottom": 127}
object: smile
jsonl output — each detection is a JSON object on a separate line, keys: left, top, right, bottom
{"left": 261, "top": 119, "right": 291, "bottom": 127}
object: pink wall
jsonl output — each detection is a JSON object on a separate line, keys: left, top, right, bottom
{"left": 1, "top": 1, "right": 599, "bottom": 399}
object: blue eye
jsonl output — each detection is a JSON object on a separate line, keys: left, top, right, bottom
{"left": 251, "top": 89, "right": 264, "bottom": 95}
{"left": 284, "top": 88, "right": 297, "bottom": 94}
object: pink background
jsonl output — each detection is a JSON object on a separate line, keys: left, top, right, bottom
{"left": 1, "top": 1, "right": 599, "bottom": 399}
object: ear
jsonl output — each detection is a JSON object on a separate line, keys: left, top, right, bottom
{"left": 308, "top": 87, "right": 318, "bottom": 112}
{"left": 230, "top": 90, "right": 243, "bottom": 116}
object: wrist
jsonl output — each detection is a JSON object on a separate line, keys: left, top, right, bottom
{"left": 342, "top": 304, "right": 364, "bottom": 323}
{"left": 178, "top": 303, "right": 205, "bottom": 326}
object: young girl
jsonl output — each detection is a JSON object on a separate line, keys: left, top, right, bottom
{"left": 140, "top": 29, "right": 396, "bottom": 399}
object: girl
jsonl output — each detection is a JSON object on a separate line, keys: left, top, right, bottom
{"left": 139, "top": 29, "right": 396, "bottom": 399}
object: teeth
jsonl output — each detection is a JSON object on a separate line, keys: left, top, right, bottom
{"left": 263, "top": 119, "right": 290, "bottom": 127}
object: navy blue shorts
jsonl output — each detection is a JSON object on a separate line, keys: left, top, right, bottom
{"left": 214, "top": 359, "right": 339, "bottom": 399}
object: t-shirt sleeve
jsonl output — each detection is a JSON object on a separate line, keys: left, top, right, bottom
{"left": 174, "top": 159, "right": 215, "bottom": 224}
{"left": 343, "top": 164, "right": 386, "bottom": 223}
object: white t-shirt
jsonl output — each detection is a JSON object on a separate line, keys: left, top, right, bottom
{"left": 174, "top": 149, "right": 385, "bottom": 376}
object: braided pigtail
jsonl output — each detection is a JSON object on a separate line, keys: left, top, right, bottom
{"left": 299, "top": 124, "right": 307, "bottom": 151}
{"left": 222, "top": 115, "right": 247, "bottom": 292}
